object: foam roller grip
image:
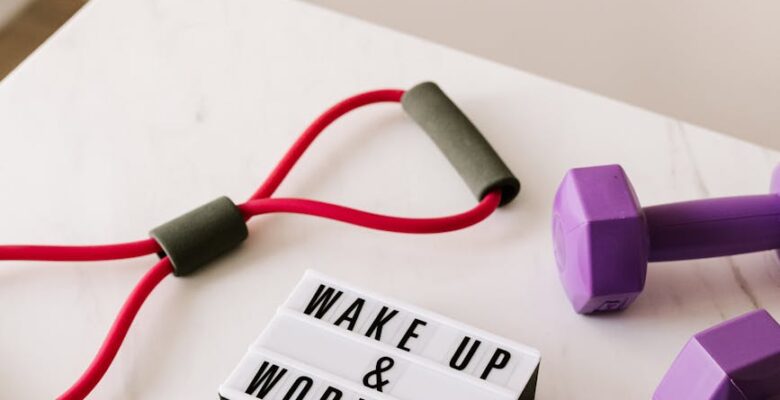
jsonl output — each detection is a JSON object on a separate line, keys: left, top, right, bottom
{"left": 402, "top": 82, "right": 520, "bottom": 206}
{"left": 150, "top": 196, "right": 248, "bottom": 277}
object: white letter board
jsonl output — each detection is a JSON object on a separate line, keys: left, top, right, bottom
{"left": 219, "top": 270, "right": 541, "bottom": 400}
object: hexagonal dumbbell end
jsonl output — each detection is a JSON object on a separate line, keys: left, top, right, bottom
{"left": 654, "top": 309, "right": 780, "bottom": 399}
{"left": 555, "top": 163, "right": 780, "bottom": 314}
{"left": 552, "top": 164, "right": 648, "bottom": 313}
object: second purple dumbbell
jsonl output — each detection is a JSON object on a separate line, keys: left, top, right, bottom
{"left": 654, "top": 309, "right": 780, "bottom": 399}
{"left": 553, "top": 164, "right": 780, "bottom": 314}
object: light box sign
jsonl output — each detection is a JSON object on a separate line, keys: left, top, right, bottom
{"left": 220, "top": 271, "right": 541, "bottom": 400}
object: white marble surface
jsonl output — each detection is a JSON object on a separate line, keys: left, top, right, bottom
{"left": 0, "top": 0, "right": 778, "bottom": 398}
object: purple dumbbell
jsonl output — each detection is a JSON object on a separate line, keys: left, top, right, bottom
{"left": 553, "top": 164, "right": 780, "bottom": 314}
{"left": 654, "top": 309, "right": 780, "bottom": 399}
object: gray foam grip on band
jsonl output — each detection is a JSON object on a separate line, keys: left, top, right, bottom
{"left": 401, "top": 82, "right": 520, "bottom": 206}
{"left": 150, "top": 196, "right": 248, "bottom": 277}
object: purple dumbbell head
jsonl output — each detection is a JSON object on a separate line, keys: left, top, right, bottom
{"left": 554, "top": 164, "right": 780, "bottom": 314}
{"left": 552, "top": 165, "right": 648, "bottom": 313}
{"left": 774, "top": 165, "right": 780, "bottom": 261}
{"left": 654, "top": 309, "right": 780, "bottom": 399}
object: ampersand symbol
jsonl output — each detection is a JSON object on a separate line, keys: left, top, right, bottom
{"left": 362, "top": 356, "right": 395, "bottom": 392}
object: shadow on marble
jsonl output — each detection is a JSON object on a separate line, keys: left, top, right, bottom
{"left": 598, "top": 252, "right": 780, "bottom": 323}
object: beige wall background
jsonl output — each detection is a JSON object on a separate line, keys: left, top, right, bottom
{"left": 0, "top": 0, "right": 32, "bottom": 26}
{"left": 307, "top": 0, "right": 780, "bottom": 150}
{"left": 0, "top": 1, "right": 778, "bottom": 149}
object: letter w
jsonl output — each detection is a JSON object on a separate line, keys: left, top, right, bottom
{"left": 303, "top": 284, "right": 343, "bottom": 319}
{"left": 245, "top": 361, "right": 287, "bottom": 398}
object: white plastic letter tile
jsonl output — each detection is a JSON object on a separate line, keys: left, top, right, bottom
{"left": 220, "top": 349, "right": 389, "bottom": 400}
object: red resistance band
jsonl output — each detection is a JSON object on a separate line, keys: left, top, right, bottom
{"left": 0, "top": 88, "right": 502, "bottom": 399}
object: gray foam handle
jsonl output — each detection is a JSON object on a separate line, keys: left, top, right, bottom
{"left": 402, "top": 82, "right": 520, "bottom": 206}
{"left": 150, "top": 196, "right": 248, "bottom": 277}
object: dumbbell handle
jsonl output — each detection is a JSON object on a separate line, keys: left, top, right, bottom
{"left": 646, "top": 194, "right": 780, "bottom": 261}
